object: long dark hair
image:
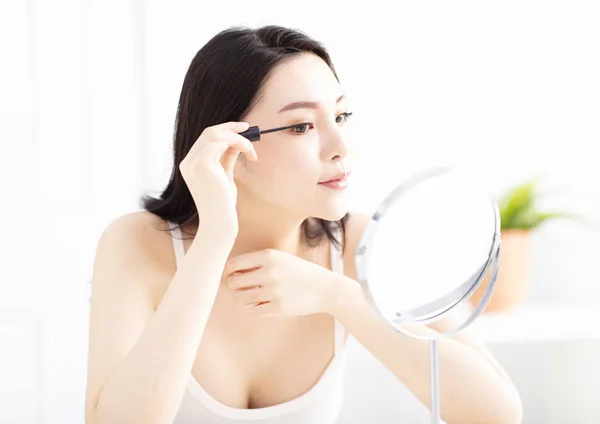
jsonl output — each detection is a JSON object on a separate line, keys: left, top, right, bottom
{"left": 141, "top": 25, "right": 348, "bottom": 253}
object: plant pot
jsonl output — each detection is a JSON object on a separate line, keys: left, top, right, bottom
{"left": 469, "top": 229, "right": 532, "bottom": 313}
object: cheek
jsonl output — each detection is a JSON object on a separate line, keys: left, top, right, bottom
{"left": 270, "top": 147, "right": 316, "bottom": 183}
{"left": 243, "top": 144, "right": 318, "bottom": 189}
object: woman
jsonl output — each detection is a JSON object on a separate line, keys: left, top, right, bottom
{"left": 84, "top": 25, "right": 523, "bottom": 424}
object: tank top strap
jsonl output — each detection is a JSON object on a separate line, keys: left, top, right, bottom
{"left": 168, "top": 221, "right": 185, "bottom": 268}
{"left": 329, "top": 239, "right": 344, "bottom": 275}
{"left": 329, "top": 230, "right": 347, "bottom": 355}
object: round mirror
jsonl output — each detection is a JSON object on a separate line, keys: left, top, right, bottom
{"left": 354, "top": 166, "right": 501, "bottom": 423}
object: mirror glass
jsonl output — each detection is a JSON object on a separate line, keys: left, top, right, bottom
{"left": 356, "top": 168, "right": 499, "bottom": 326}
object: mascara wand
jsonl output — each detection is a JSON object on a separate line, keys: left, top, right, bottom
{"left": 239, "top": 123, "right": 301, "bottom": 142}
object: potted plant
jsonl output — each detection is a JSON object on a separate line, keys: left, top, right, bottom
{"left": 469, "top": 175, "right": 575, "bottom": 313}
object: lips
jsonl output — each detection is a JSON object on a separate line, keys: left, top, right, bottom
{"left": 319, "top": 170, "right": 351, "bottom": 184}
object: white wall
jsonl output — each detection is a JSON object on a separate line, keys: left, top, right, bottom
{"left": 1, "top": 0, "right": 599, "bottom": 422}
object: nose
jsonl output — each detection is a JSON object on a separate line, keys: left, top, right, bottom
{"left": 323, "top": 128, "right": 349, "bottom": 164}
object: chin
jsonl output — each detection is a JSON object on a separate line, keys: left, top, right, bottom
{"left": 314, "top": 205, "right": 349, "bottom": 222}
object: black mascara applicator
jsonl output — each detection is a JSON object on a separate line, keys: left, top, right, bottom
{"left": 239, "top": 124, "right": 302, "bottom": 142}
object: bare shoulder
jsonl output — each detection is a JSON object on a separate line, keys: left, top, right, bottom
{"left": 98, "top": 210, "right": 168, "bottom": 249}
{"left": 96, "top": 211, "right": 173, "bottom": 269}
{"left": 93, "top": 211, "right": 179, "bottom": 304}
{"left": 341, "top": 211, "right": 372, "bottom": 280}
{"left": 85, "top": 211, "right": 178, "bottom": 416}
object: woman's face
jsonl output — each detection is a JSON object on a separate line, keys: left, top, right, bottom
{"left": 234, "top": 52, "right": 353, "bottom": 222}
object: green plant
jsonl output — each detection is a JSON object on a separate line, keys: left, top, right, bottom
{"left": 497, "top": 175, "right": 575, "bottom": 230}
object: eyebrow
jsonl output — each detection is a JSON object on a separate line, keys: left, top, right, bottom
{"left": 278, "top": 94, "right": 346, "bottom": 113}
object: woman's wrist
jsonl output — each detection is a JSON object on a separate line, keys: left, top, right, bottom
{"left": 324, "top": 275, "right": 366, "bottom": 318}
{"left": 195, "top": 223, "right": 237, "bottom": 249}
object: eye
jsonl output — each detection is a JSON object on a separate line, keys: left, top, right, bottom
{"left": 290, "top": 122, "right": 314, "bottom": 134}
{"left": 336, "top": 112, "right": 353, "bottom": 124}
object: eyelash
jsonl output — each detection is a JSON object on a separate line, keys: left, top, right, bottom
{"left": 289, "top": 112, "right": 353, "bottom": 135}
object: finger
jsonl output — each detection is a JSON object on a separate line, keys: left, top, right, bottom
{"left": 222, "top": 138, "right": 259, "bottom": 177}
{"left": 204, "top": 133, "right": 257, "bottom": 163}
{"left": 224, "top": 253, "right": 264, "bottom": 277}
{"left": 247, "top": 301, "right": 279, "bottom": 318}
{"left": 235, "top": 287, "right": 271, "bottom": 306}
{"left": 212, "top": 121, "right": 250, "bottom": 133}
{"left": 185, "top": 122, "right": 249, "bottom": 160}
{"left": 187, "top": 123, "right": 257, "bottom": 164}
{"left": 221, "top": 147, "right": 243, "bottom": 181}
{"left": 227, "top": 269, "right": 264, "bottom": 290}
{"left": 225, "top": 249, "right": 274, "bottom": 276}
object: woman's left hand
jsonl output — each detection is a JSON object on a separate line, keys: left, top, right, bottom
{"left": 224, "top": 249, "right": 360, "bottom": 318}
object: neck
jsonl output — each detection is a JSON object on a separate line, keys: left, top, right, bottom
{"left": 231, "top": 191, "right": 309, "bottom": 257}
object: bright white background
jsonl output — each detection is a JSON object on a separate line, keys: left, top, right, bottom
{"left": 1, "top": 0, "right": 599, "bottom": 422}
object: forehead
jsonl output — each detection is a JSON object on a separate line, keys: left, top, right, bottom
{"left": 257, "top": 53, "right": 341, "bottom": 110}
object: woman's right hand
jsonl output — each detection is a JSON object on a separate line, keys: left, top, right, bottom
{"left": 179, "top": 121, "right": 258, "bottom": 238}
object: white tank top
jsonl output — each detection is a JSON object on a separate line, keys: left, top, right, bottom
{"left": 168, "top": 223, "right": 348, "bottom": 424}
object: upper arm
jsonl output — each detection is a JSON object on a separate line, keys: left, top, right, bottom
{"left": 84, "top": 212, "right": 170, "bottom": 419}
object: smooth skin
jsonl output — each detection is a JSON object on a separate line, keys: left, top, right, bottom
{"left": 85, "top": 53, "right": 523, "bottom": 424}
